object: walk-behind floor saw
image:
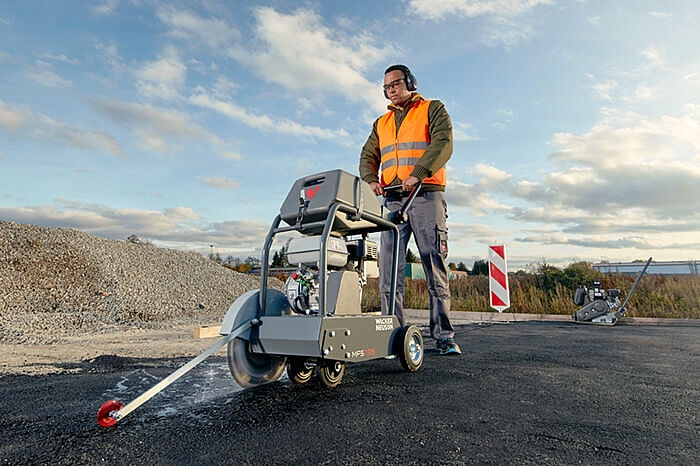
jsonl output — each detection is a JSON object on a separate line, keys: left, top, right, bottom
{"left": 98, "top": 169, "right": 423, "bottom": 427}
{"left": 572, "top": 257, "right": 652, "bottom": 325}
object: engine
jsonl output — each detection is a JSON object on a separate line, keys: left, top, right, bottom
{"left": 283, "top": 236, "right": 377, "bottom": 315}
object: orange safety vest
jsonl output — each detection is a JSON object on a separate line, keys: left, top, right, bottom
{"left": 377, "top": 99, "right": 446, "bottom": 187}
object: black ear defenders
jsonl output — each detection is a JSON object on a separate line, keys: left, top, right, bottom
{"left": 383, "top": 64, "right": 418, "bottom": 99}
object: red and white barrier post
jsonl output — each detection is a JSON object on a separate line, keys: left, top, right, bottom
{"left": 488, "top": 244, "right": 510, "bottom": 313}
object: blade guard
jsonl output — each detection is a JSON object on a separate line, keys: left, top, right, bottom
{"left": 219, "top": 289, "right": 291, "bottom": 338}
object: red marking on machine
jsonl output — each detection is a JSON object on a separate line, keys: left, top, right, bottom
{"left": 305, "top": 185, "right": 320, "bottom": 199}
{"left": 488, "top": 244, "right": 510, "bottom": 312}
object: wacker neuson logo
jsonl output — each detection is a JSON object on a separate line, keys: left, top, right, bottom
{"left": 375, "top": 317, "right": 393, "bottom": 331}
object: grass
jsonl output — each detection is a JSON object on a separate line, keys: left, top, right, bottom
{"left": 361, "top": 268, "right": 700, "bottom": 319}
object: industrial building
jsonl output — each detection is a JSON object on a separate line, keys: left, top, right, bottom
{"left": 593, "top": 260, "right": 699, "bottom": 275}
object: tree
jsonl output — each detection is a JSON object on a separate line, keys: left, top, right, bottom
{"left": 448, "top": 262, "right": 457, "bottom": 270}
{"left": 245, "top": 256, "right": 261, "bottom": 269}
{"left": 457, "top": 262, "right": 469, "bottom": 272}
{"left": 270, "top": 246, "right": 289, "bottom": 268}
{"left": 405, "top": 248, "right": 419, "bottom": 264}
{"left": 470, "top": 259, "right": 489, "bottom": 276}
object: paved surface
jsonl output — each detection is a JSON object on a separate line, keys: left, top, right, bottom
{"left": 1, "top": 322, "right": 698, "bottom": 465}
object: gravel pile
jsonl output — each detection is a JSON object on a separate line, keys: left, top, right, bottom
{"left": 0, "top": 221, "right": 273, "bottom": 345}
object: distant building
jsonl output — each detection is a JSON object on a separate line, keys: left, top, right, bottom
{"left": 405, "top": 263, "right": 426, "bottom": 279}
{"left": 593, "top": 260, "right": 699, "bottom": 275}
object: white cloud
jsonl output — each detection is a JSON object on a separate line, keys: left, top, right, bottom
{"left": 453, "top": 121, "right": 480, "bottom": 141}
{"left": 0, "top": 202, "right": 271, "bottom": 254}
{"left": 37, "top": 53, "right": 80, "bottom": 66}
{"left": 90, "top": 0, "right": 120, "bottom": 16}
{"left": 231, "top": 7, "right": 392, "bottom": 112}
{"left": 407, "top": 0, "right": 553, "bottom": 48}
{"left": 0, "top": 16, "right": 10, "bottom": 26}
{"left": 639, "top": 46, "right": 665, "bottom": 68}
{"left": 0, "top": 101, "right": 27, "bottom": 128}
{"left": 96, "top": 42, "right": 125, "bottom": 74}
{"left": 407, "top": 0, "right": 553, "bottom": 20}
{"left": 93, "top": 99, "right": 220, "bottom": 153}
{"left": 157, "top": 7, "right": 240, "bottom": 48}
{"left": 26, "top": 61, "right": 73, "bottom": 88}
{"left": 189, "top": 90, "right": 349, "bottom": 141}
{"left": 202, "top": 177, "right": 240, "bottom": 190}
{"left": 135, "top": 46, "right": 187, "bottom": 100}
{"left": 0, "top": 101, "right": 123, "bottom": 156}
{"left": 220, "top": 150, "right": 242, "bottom": 161}
{"left": 592, "top": 79, "right": 617, "bottom": 101}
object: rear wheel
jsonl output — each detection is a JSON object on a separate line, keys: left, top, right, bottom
{"left": 318, "top": 360, "right": 345, "bottom": 388}
{"left": 397, "top": 325, "right": 423, "bottom": 372}
{"left": 287, "top": 358, "right": 315, "bottom": 385}
{"left": 227, "top": 337, "right": 286, "bottom": 388}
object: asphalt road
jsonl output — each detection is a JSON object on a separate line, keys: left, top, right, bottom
{"left": 1, "top": 322, "right": 698, "bottom": 465}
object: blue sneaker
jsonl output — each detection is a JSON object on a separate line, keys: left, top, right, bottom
{"left": 438, "top": 338, "right": 461, "bottom": 355}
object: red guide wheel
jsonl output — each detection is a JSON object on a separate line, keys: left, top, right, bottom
{"left": 97, "top": 400, "right": 123, "bottom": 427}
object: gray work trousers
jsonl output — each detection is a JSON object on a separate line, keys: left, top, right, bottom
{"left": 379, "top": 191, "right": 455, "bottom": 340}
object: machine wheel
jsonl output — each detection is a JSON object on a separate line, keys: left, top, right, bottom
{"left": 227, "top": 337, "right": 287, "bottom": 388}
{"left": 397, "top": 325, "right": 423, "bottom": 372}
{"left": 287, "top": 358, "right": 315, "bottom": 385}
{"left": 318, "top": 360, "right": 345, "bottom": 388}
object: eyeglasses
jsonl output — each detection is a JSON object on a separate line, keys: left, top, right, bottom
{"left": 382, "top": 78, "right": 405, "bottom": 91}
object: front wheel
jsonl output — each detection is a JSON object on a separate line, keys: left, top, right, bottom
{"left": 318, "top": 360, "right": 345, "bottom": 388}
{"left": 397, "top": 325, "right": 423, "bottom": 372}
{"left": 287, "top": 358, "right": 315, "bottom": 385}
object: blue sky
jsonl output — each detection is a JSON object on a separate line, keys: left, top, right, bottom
{"left": 1, "top": 0, "right": 699, "bottom": 270}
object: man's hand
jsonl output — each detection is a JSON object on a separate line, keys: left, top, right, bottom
{"left": 402, "top": 176, "right": 420, "bottom": 192}
{"left": 369, "top": 181, "right": 384, "bottom": 196}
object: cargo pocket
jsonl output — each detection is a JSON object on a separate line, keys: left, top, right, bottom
{"left": 436, "top": 226, "right": 448, "bottom": 258}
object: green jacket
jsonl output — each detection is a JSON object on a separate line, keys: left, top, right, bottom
{"left": 359, "top": 93, "right": 453, "bottom": 192}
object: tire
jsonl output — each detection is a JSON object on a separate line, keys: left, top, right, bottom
{"left": 397, "top": 325, "right": 423, "bottom": 372}
{"left": 287, "top": 358, "right": 315, "bottom": 385}
{"left": 227, "top": 337, "right": 286, "bottom": 388}
{"left": 318, "top": 360, "right": 345, "bottom": 388}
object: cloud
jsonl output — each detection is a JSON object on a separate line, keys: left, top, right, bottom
{"left": 0, "top": 16, "right": 10, "bottom": 26}
{"left": 639, "top": 46, "right": 666, "bottom": 68}
{"left": 26, "top": 61, "right": 73, "bottom": 88}
{"left": 189, "top": 89, "right": 349, "bottom": 141}
{"left": 0, "top": 101, "right": 123, "bottom": 156}
{"left": 90, "top": 0, "right": 120, "bottom": 16}
{"left": 453, "top": 122, "right": 480, "bottom": 141}
{"left": 230, "top": 7, "right": 392, "bottom": 112}
{"left": 0, "top": 101, "right": 27, "bottom": 128}
{"left": 0, "top": 202, "right": 271, "bottom": 254}
{"left": 407, "top": 0, "right": 553, "bottom": 48}
{"left": 407, "top": 0, "right": 553, "bottom": 20}
{"left": 135, "top": 46, "right": 187, "bottom": 100}
{"left": 93, "top": 99, "right": 221, "bottom": 153}
{"left": 202, "top": 177, "right": 240, "bottom": 190}
{"left": 156, "top": 7, "right": 240, "bottom": 48}
{"left": 592, "top": 79, "right": 618, "bottom": 101}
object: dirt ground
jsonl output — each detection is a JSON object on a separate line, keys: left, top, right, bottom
{"left": 0, "top": 324, "right": 219, "bottom": 376}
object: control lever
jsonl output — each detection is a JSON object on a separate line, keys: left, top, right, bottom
{"left": 385, "top": 182, "right": 422, "bottom": 224}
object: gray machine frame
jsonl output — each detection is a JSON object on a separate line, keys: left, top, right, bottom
{"left": 221, "top": 170, "right": 418, "bottom": 363}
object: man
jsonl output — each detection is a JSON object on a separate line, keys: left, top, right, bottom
{"left": 359, "top": 64, "right": 461, "bottom": 355}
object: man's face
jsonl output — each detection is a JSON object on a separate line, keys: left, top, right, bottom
{"left": 384, "top": 69, "right": 411, "bottom": 105}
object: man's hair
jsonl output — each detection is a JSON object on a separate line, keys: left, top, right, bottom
{"left": 384, "top": 64, "right": 411, "bottom": 76}
{"left": 384, "top": 64, "right": 417, "bottom": 92}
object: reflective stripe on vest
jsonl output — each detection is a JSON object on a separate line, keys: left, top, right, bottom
{"left": 377, "top": 99, "right": 446, "bottom": 187}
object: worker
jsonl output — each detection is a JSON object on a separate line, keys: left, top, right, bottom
{"left": 359, "top": 64, "right": 461, "bottom": 355}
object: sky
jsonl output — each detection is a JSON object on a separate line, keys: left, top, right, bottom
{"left": 1, "top": 0, "right": 699, "bottom": 271}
